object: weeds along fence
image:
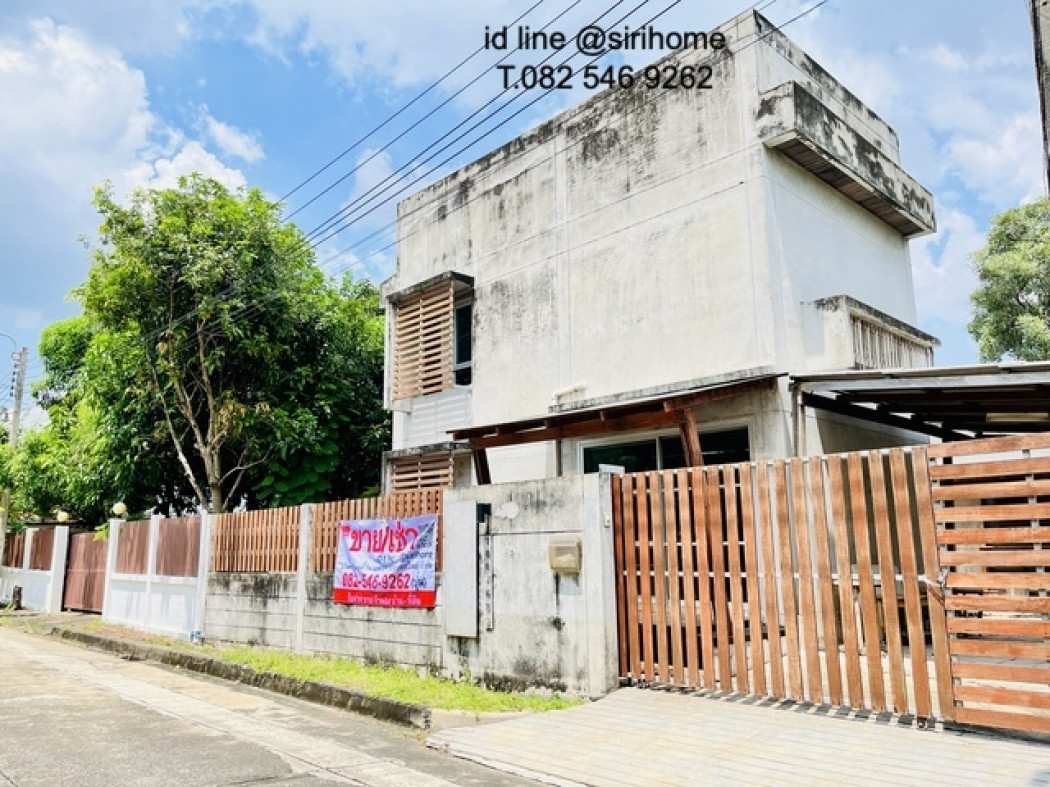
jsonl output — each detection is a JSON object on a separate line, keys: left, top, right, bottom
{"left": 210, "top": 488, "right": 444, "bottom": 574}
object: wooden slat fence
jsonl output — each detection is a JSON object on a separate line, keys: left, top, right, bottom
{"left": 212, "top": 505, "right": 301, "bottom": 572}
{"left": 928, "top": 433, "right": 1050, "bottom": 735}
{"left": 211, "top": 490, "right": 444, "bottom": 574}
{"left": 27, "top": 528, "right": 55, "bottom": 571}
{"left": 612, "top": 446, "right": 951, "bottom": 721}
{"left": 115, "top": 519, "right": 151, "bottom": 574}
{"left": 311, "top": 488, "right": 444, "bottom": 572}
{"left": 63, "top": 531, "right": 107, "bottom": 613}
{"left": 156, "top": 516, "right": 201, "bottom": 577}
{"left": 2, "top": 531, "right": 25, "bottom": 568}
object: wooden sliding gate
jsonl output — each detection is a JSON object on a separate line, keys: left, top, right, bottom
{"left": 611, "top": 433, "right": 1050, "bottom": 735}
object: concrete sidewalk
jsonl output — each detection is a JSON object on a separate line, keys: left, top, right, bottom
{"left": 428, "top": 688, "right": 1050, "bottom": 786}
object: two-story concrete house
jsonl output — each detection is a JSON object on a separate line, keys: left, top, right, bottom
{"left": 380, "top": 9, "right": 938, "bottom": 492}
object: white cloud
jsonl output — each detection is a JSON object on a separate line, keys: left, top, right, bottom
{"left": 947, "top": 113, "right": 1043, "bottom": 208}
{"left": 200, "top": 106, "right": 264, "bottom": 162}
{"left": 126, "top": 140, "right": 248, "bottom": 192}
{"left": 925, "top": 43, "right": 969, "bottom": 72}
{"left": 0, "top": 16, "right": 247, "bottom": 356}
{"left": 911, "top": 204, "right": 983, "bottom": 328}
{"left": 0, "top": 19, "right": 155, "bottom": 194}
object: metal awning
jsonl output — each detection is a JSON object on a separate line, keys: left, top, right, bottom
{"left": 793, "top": 362, "right": 1050, "bottom": 440}
{"left": 451, "top": 370, "right": 782, "bottom": 483}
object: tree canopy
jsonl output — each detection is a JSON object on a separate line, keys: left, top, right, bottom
{"left": 969, "top": 198, "right": 1050, "bottom": 361}
{"left": 15, "top": 175, "right": 388, "bottom": 521}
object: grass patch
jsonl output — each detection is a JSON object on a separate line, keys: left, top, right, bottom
{"left": 213, "top": 644, "right": 583, "bottom": 713}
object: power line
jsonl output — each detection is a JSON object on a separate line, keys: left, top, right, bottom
{"left": 144, "top": 0, "right": 658, "bottom": 341}
{"left": 285, "top": 0, "right": 590, "bottom": 223}
{"left": 100, "top": 0, "right": 822, "bottom": 353}
{"left": 202, "top": 0, "right": 817, "bottom": 339}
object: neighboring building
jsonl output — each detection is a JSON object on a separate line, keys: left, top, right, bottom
{"left": 380, "top": 9, "right": 938, "bottom": 490}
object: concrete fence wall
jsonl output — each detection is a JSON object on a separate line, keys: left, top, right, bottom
{"left": 204, "top": 504, "right": 445, "bottom": 666}
{"left": 0, "top": 526, "right": 70, "bottom": 612}
{"left": 102, "top": 515, "right": 211, "bottom": 640}
{"left": 203, "top": 474, "right": 621, "bottom": 697}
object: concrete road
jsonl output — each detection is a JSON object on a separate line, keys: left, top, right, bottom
{"left": 0, "top": 625, "right": 529, "bottom": 786}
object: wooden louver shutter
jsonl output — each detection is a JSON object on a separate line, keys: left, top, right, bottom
{"left": 390, "top": 453, "right": 454, "bottom": 491}
{"left": 393, "top": 281, "right": 454, "bottom": 400}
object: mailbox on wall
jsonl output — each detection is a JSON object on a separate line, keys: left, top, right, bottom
{"left": 548, "top": 535, "right": 582, "bottom": 574}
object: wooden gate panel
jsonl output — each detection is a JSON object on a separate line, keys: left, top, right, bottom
{"left": 613, "top": 446, "right": 953, "bottom": 722}
{"left": 64, "top": 531, "right": 107, "bottom": 613}
{"left": 927, "top": 433, "right": 1050, "bottom": 735}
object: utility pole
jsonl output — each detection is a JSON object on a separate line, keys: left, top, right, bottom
{"left": 1030, "top": 0, "right": 1050, "bottom": 194}
{"left": 0, "top": 346, "right": 27, "bottom": 561}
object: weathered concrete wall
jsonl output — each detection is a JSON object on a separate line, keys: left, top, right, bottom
{"left": 442, "top": 474, "right": 619, "bottom": 697}
{"left": 300, "top": 573, "right": 443, "bottom": 666}
{"left": 205, "top": 572, "right": 299, "bottom": 650}
{"left": 204, "top": 572, "right": 443, "bottom": 667}
{"left": 203, "top": 476, "right": 619, "bottom": 698}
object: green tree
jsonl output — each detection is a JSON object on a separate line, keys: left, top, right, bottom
{"left": 11, "top": 316, "right": 189, "bottom": 525}
{"left": 969, "top": 198, "right": 1050, "bottom": 361}
{"left": 52, "top": 174, "right": 388, "bottom": 514}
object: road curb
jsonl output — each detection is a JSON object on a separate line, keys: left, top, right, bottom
{"left": 50, "top": 627, "right": 432, "bottom": 730}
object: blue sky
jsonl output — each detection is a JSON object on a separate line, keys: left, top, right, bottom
{"left": 0, "top": 1, "right": 1042, "bottom": 409}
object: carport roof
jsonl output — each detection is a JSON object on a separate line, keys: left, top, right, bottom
{"left": 793, "top": 362, "right": 1050, "bottom": 440}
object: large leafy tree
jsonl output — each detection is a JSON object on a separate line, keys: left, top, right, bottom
{"left": 46, "top": 174, "right": 390, "bottom": 515}
{"left": 9, "top": 316, "right": 190, "bottom": 525}
{"left": 969, "top": 198, "right": 1050, "bottom": 361}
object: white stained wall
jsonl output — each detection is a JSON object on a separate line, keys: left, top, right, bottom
{"left": 387, "top": 10, "right": 932, "bottom": 470}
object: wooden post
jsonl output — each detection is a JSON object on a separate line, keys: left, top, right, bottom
{"left": 677, "top": 407, "right": 703, "bottom": 467}
{"left": 472, "top": 447, "right": 492, "bottom": 485}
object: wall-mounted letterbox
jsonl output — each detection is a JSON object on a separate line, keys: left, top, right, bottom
{"left": 548, "top": 535, "right": 582, "bottom": 574}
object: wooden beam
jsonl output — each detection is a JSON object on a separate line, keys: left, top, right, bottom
{"left": 665, "top": 376, "right": 776, "bottom": 411}
{"left": 472, "top": 448, "right": 492, "bottom": 485}
{"left": 467, "top": 409, "right": 680, "bottom": 450}
{"left": 800, "top": 392, "right": 971, "bottom": 442}
{"left": 677, "top": 408, "right": 703, "bottom": 467}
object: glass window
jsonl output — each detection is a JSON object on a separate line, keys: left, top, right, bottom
{"left": 453, "top": 302, "right": 472, "bottom": 386}
{"left": 583, "top": 440, "right": 658, "bottom": 473}
{"left": 698, "top": 427, "right": 750, "bottom": 464}
{"left": 584, "top": 426, "right": 750, "bottom": 473}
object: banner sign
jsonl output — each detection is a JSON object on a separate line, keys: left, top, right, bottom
{"left": 332, "top": 514, "right": 437, "bottom": 608}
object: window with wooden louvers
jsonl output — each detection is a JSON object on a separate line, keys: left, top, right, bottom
{"left": 392, "top": 281, "right": 454, "bottom": 400}
{"left": 390, "top": 453, "right": 455, "bottom": 491}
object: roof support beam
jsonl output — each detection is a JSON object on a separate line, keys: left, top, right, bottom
{"left": 676, "top": 407, "right": 703, "bottom": 467}
{"left": 472, "top": 448, "right": 491, "bottom": 485}
{"left": 801, "top": 392, "right": 972, "bottom": 442}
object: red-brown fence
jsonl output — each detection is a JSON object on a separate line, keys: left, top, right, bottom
{"left": 311, "top": 489, "right": 444, "bottom": 572}
{"left": 63, "top": 531, "right": 107, "bottom": 613}
{"left": 2, "top": 531, "right": 25, "bottom": 568}
{"left": 612, "top": 432, "right": 1050, "bottom": 736}
{"left": 156, "top": 516, "right": 201, "bottom": 577}
{"left": 927, "top": 434, "right": 1050, "bottom": 735}
{"left": 209, "top": 490, "right": 445, "bottom": 573}
{"left": 212, "top": 505, "right": 301, "bottom": 572}
{"left": 613, "top": 447, "right": 949, "bottom": 721}
{"left": 115, "top": 519, "right": 150, "bottom": 574}
{"left": 27, "top": 528, "right": 55, "bottom": 571}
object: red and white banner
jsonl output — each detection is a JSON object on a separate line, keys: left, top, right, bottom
{"left": 332, "top": 514, "right": 437, "bottom": 608}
